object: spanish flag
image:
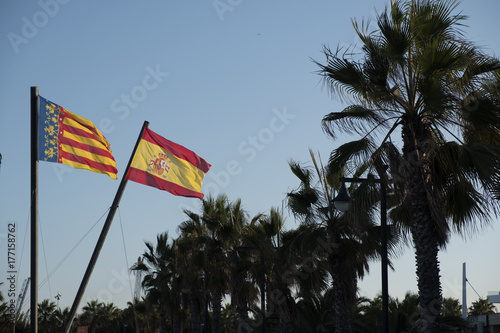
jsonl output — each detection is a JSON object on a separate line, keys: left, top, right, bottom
{"left": 125, "top": 127, "right": 210, "bottom": 199}
{"left": 38, "top": 96, "right": 118, "bottom": 179}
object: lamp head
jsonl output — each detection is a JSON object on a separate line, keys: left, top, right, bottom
{"left": 333, "top": 181, "right": 350, "bottom": 212}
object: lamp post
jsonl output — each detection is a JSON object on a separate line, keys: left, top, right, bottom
{"left": 333, "top": 177, "right": 388, "bottom": 333}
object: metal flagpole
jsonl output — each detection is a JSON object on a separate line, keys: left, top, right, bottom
{"left": 30, "top": 86, "right": 39, "bottom": 333}
{"left": 462, "top": 262, "right": 467, "bottom": 319}
{"left": 63, "top": 121, "right": 149, "bottom": 333}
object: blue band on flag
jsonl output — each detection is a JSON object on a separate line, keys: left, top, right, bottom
{"left": 38, "top": 96, "right": 61, "bottom": 162}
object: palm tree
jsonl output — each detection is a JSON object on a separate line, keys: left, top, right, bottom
{"left": 295, "top": 289, "right": 335, "bottom": 332}
{"left": 225, "top": 198, "right": 257, "bottom": 333}
{"left": 220, "top": 303, "right": 237, "bottom": 332}
{"left": 352, "top": 296, "right": 380, "bottom": 333}
{"left": 199, "top": 195, "right": 259, "bottom": 333}
{"left": 123, "top": 298, "right": 148, "bottom": 333}
{"left": 80, "top": 299, "right": 104, "bottom": 333}
{"left": 139, "top": 294, "right": 162, "bottom": 333}
{"left": 315, "top": 0, "right": 500, "bottom": 331}
{"left": 38, "top": 299, "right": 58, "bottom": 333}
{"left": 287, "top": 151, "right": 387, "bottom": 333}
{"left": 228, "top": 246, "right": 259, "bottom": 333}
{"left": 440, "top": 297, "right": 468, "bottom": 332}
{"left": 177, "top": 209, "right": 209, "bottom": 333}
{"left": 246, "top": 207, "right": 300, "bottom": 333}
{"left": 0, "top": 284, "right": 15, "bottom": 333}
{"left": 54, "top": 306, "right": 69, "bottom": 333}
{"left": 468, "top": 297, "right": 497, "bottom": 316}
{"left": 441, "top": 297, "right": 461, "bottom": 317}
{"left": 389, "top": 292, "right": 420, "bottom": 332}
{"left": 191, "top": 194, "right": 234, "bottom": 333}
{"left": 100, "top": 302, "right": 121, "bottom": 333}
{"left": 131, "top": 232, "right": 179, "bottom": 333}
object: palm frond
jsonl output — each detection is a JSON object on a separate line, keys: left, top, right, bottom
{"left": 329, "top": 138, "right": 377, "bottom": 175}
{"left": 322, "top": 105, "right": 386, "bottom": 139}
{"left": 315, "top": 46, "right": 369, "bottom": 103}
{"left": 376, "top": 3, "right": 410, "bottom": 60}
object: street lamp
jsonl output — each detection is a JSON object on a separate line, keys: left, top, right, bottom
{"left": 55, "top": 293, "right": 61, "bottom": 308}
{"left": 333, "top": 177, "right": 389, "bottom": 333}
{"left": 333, "top": 181, "right": 350, "bottom": 212}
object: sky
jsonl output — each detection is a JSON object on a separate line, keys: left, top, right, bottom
{"left": 1, "top": 0, "right": 499, "bottom": 315}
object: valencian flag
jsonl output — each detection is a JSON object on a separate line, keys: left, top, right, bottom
{"left": 125, "top": 127, "right": 210, "bottom": 199}
{"left": 38, "top": 96, "right": 118, "bottom": 179}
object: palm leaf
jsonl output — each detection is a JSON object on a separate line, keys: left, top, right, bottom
{"left": 329, "top": 138, "right": 376, "bottom": 175}
{"left": 442, "top": 178, "right": 491, "bottom": 235}
{"left": 322, "top": 105, "right": 385, "bottom": 139}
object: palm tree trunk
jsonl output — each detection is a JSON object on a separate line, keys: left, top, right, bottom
{"left": 211, "top": 292, "right": 222, "bottom": 333}
{"left": 189, "top": 290, "right": 202, "bottom": 333}
{"left": 272, "top": 274, "right": 297, "bottom": 333}
{"left": 402, "top": 121, "right": 442, "bottom": 333}
{"left": 329, "top": 252, "right": 352, "bottom": 333}
{"left": 159, "top": 302, "right": 168, "bottom": 333}
{"left": 171, "top": 307, "right": 181, "bottom": 333}
{"left": 326, "top": 221, "right": 352, "bottom": 333}
{"left": 236, "top": 299, "right": 250, "bottom": 333}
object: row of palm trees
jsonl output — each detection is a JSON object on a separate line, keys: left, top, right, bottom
{"left": 121, "top": 143, "right": 495, "bottom": 333}
{"left": 0, "top": 295, "right": 120, "bottom": 333}
{"left": 1, "top": 290, "right": 495, "bottom": 333}
{"left": 1, "top": 132, "right": 499, "bottom": 333}
{"left": 126, "top": 144, "right": 410, "bottom": 333}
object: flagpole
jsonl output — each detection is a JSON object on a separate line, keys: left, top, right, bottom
{"left": 63, "top": 121, "right": 149, "bottom": 333}
{"left": 30, "top": 86, "right": 39, "bottom": 333}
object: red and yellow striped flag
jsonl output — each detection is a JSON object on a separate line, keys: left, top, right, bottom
{"left": 125, "top": 127, "right": 210, "bottom": 199}
{"left": 38, "top": 96, "right": 118, "bottom": 179}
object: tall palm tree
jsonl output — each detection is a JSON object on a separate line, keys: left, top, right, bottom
{"left": 199, "top": 195, "right": 245, "bottom": 333}
{"left": 177, "top": 208, "right": 209, "bottom": 333}
{"left": 131, "top": 232, "right": 178, "bottom": 333}
{"left": 287, "top": 151, "right": 386, "bottom": 333}
{"left": 315, "top": 0, "right": 500, "bottom": 331}
{"left": 247, "top": 207, "right": 338, "bottom": 333}
{"left": 229, "top": 247, "right": 259, "bottom": 333}
{"left": 224, "top": 199, "right": 258, "bottom": 333}
{"left": 246, "top": 207, "right": 300, "bottom": 333}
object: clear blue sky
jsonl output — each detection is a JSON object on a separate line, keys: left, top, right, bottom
{"left": 1, "top": 0, "right": 499, "bottom": 314}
